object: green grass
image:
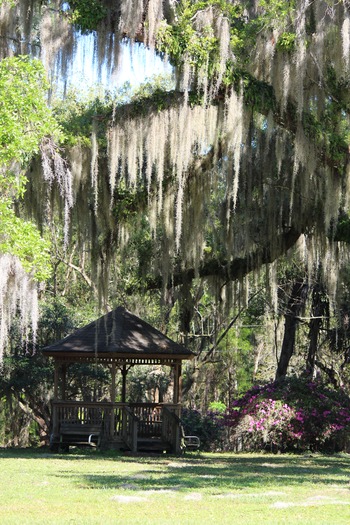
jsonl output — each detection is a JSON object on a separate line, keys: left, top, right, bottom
{"left": 0, "top": 448, "right": 349, "bottom": 524}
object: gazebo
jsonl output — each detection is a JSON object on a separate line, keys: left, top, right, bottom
{"left": 43, "top": 306, "right": 195, "bottom": 453}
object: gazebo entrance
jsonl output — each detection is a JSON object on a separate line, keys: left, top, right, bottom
{"left": 43, "top": 307, "right": 195, "bottom": 453}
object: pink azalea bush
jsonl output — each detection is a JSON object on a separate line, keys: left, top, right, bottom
{"left": 224, "top": 377, "right": 350, "bottom": 452}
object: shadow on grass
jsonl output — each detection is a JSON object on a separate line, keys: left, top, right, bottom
{"left": 1, "top": 448, "right": 349, "bottom": 493}
{"left": 83, "top": 459, "right": 350, "bottom": 492}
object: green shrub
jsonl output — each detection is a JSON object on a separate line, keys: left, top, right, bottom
{"left": 181, "top": 407, "right": 225, "bottom": 451}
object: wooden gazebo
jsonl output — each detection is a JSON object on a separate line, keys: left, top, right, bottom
{"left": 43, "top": 306, "right": 195, "bottom": 453}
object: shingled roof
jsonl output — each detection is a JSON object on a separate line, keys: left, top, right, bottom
{"left": 42, "top": 306, "right": 194, "bottom": 361}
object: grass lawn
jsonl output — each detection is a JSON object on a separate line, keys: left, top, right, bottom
{"left": 0, "top": 448, "right": 349, "bottom": 524}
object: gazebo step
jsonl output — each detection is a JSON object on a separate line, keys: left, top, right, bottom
{"left": 137, "top": 438, "right": 171, "bottom": 453}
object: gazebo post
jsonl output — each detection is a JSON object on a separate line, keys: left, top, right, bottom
{"left": 110, "top": 362, "right": 117, "bottom": 438}
{"left": 173, "top": 363, "right": 182, "bottom": 406}
{"left": 172, "top": 362, "right": 182, "bottom": 453}
{"left": 178, "top": 363, "right": 182, "bottom": 405}
{"left": 53, "top": 361, "right": 59, "bottom": 401}
{"left": 121, "top": 365, "right": 128, "bottom": 403}
{"left": 110, "top": 362, "right": 116, "bottom": 402}
{"left": 61, "top": 363, "right": 67, "bottom": 400}
{"left": 52, "top": 360, "right": 60, "bottom": 438}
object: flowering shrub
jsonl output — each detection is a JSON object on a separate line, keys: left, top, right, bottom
{"left": 224, "top": 377, "right": 350, "bottom": 452}
{"left": 245, "top": 399, "right": 296, "bottom": 449}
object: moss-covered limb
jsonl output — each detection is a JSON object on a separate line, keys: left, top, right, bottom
{"left": 53, "top": 0, "right": 350, "bottom": 172}
{"left": 111, "top": 89, "right": 185, "bottom": 120}
{"left": 138, "top": 226, "right": 302, "bottom": 293}
{"left": 114, "top": 81, "right": 349, "bottom": 174}
{"left": 53, "top": 85, "right": 184, "bottom": 146}
{"left": 237, "top": 72, "right": 350, "bottom": 172}
{"left": 229, "top": 63, "right": 350, "bottom": 171}
{"left": 51, "top": 78, "right": 349, "bottom": 285}
{"left": 55, "top": 68, "right": 348, "bottom": 173}
{"left": 58, "top": 0, "right": 296, "bottom": 90}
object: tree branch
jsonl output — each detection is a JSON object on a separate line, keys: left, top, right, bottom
{"left": 57, "top": 256, "right": 97, "bottom": 293}
{"left": 140, "top": 226, "right": 302, "bottom": 292}
{"left": 202, "top": 289, "right": 263, "bottom": 363}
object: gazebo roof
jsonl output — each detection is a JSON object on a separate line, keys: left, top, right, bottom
{"left": 42, "top": 306, "right": 195, "bottom": 363}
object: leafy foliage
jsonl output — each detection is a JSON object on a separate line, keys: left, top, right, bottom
{"left": 64, "top": 0, "right": 107, "bottom": 33}
{"left": 276, "top": 32, "right": 296, "bottom": 52}
{"left": 257, "top": 0, "right": 296, "bottom": 30}
{"left": 0, "top": 56, "right": 59, "bottom": 166}
{"left": 333, "top": 212, "right": 350, "bottom": 243}
{"left": 0, "top": 56, "right": 59, "bottom": 280}
{"left": 156, "top": 0, "right": 244, "bottom": 80}
{"left": 0, "top": 205, "right": 50, "bottom": 281}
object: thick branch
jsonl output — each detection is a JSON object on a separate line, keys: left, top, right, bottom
{"left": 141, "top": 227, "right": 302, "bottom": 292}
{"left": 108, "top": 73, "right": 349, "bottom": 174}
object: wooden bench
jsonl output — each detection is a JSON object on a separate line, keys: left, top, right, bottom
{"left": 183, "top": 434, "right": 200, "bottom": 450}
{"left": 59, "top": 422, "right": 102, "bottom": 448}
{"left": 180, "top": 425, "right": 200, "bottom": 451}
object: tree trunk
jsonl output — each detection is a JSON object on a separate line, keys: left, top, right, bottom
{"left": 276, "top": 279, "right": 308, "bottom": 380}
{"left": 306, "top": 282, "right": 328, "bottom": 376}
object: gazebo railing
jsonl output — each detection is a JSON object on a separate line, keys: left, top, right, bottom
{"left": 130, "top": 403, "right": 162, "bottom": 438}
{"left": 162, "top": 406, "right": 181, "bottom": 452}
{"left": 52, "top": 401, "right": 125, "bottom": 441}
{"left": 129, "top": 403, "right": 180, "bottom": 440}
{"left": 51, "top": 400, "right": 181, "bottom": 451}
{"left": 57, "top": 402, "right": 104, "bottom": 425}
{"left": 121, "top": 406, "right": 138, "bottom": 452}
